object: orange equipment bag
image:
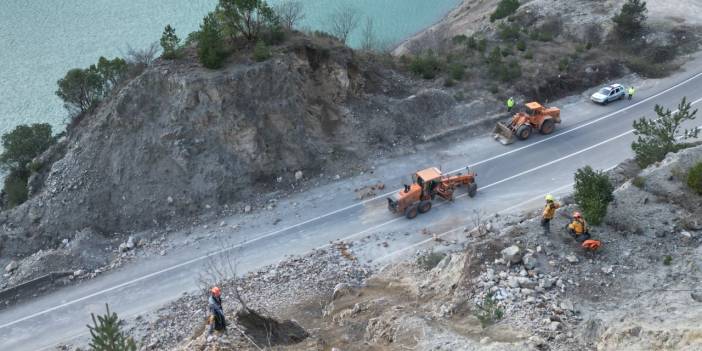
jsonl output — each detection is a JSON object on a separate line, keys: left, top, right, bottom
{"left": 581, "top": 239, "right": 601, "bottom": 251}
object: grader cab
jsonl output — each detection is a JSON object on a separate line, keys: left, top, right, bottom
{"left": 387, "top": 167, "right": 477, "bottom": 219}
{"left": 493, "top": 102, "right": 561, "bottom": 145}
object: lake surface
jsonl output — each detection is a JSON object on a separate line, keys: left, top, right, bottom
{"left": 0, "top": 0, "right": 460, "bottom": 136}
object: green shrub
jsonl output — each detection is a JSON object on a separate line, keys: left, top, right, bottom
{"left": 663, "top": 255, "right": 672, "bottom": 266}
{"left": 501, "top": 47, "right": 513, "bottom": 57}
{"left": 687, "top": 162, "right": 702, "bottom": 195}
{"left": 263, "top": 25, "right": 286, "bottom": 45}
{"left": 409, "top": 53, "right": 441, "bottom": 79}
{"left": 558, "top": 57, "right": 570, "bottom": 71}
{"left": 466, "top": 36, "right": 478, "bottom": 50}
{"left": 1, "top": 123, "right": 55, "bottom": 171}
{"left": 444, "top": 78, "right": 456, "bottom": 87}
{"left": 417, "top": 251, "right": 447, "bottom": 270}
{"left": 625, "top": 56, "right": 672, "bottom": 78}
{"left": 524, "top": 50, "right": 533, "bottom": 59}
{"left": 498, "top": 23, "right": 521, "bottom": 41}
{"left": 452, "top": 34, "right": 468, "bottom": 45}
{"left": 632, "top": 97, "right": 699, "bottom": 167}
{"left": 3, "top": 169, "right": 29, "bottom": 209}
{"left": 585, "top": 42, "right": 593, "bottom": 50}
{"left": 475, "top": 293, "right": 504, "bottom": 328}
{"left": 449, "top": 63, "right": 466, "bottom": 80}
{"left": 477, "top": 38, "right": 487, "bottom": 52}
{"left": 197, "top": 13, "right": 227, "bottom": 69}
{"left": 253, "top": 40, "right": 271, "bottom": 62}
{"left": 160, "top": 24, "right": 181, "bottom": 59}
{"left": 516, "top": 40, "right": 526, "bottom": 52}
{"left": 574, "top": 166, "right": 614, "bottom": 225}
{"left": 490, "top": 0, "right": 520, "bottom": 22}
{"left": 632, "top": 176, "right": 646, "bottom": 189}
{"left": 613, "top": 0, "right": 648, "bottom": 38}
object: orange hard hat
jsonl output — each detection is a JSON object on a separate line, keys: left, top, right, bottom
{"left": 211, "top": 287, "right": 221, "bottom": 297}
{"left": 573, "top": 212, "right": 582, "bottom": 218}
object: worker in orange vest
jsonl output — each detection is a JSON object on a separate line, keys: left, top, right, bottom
{"left": 567, "top": 212, "right": 590, "bottom": 242}
{"left": 541, "top": 194, "right": 560, "bottom": 234}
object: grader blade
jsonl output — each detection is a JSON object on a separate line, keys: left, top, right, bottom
{"left": 492, "top": 121, "right": 515, "bottom": 145}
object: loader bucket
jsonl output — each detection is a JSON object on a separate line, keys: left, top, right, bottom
{"left": 492, "top": 122, "right": 515, "bottom": 145}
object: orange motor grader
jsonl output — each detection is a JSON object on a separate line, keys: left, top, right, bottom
{"left": 493, "top": 102, "right": 561, "bottom": 145}
{"left": 387, "top": 167, "right": 477, "bottom": 219}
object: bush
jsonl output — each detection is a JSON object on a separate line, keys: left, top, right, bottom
{"left": 263, "top": 24, "right": 286, "bottom": 45}
{"left": 632, "top": 176, "right": 646, "bottom": 189}
{"left": 490, "top": 0, "right": 520, "bottom": 22}
{"left": 524, "top": 49, "right": 534, "bottom": 59}
{"left": 475, "top": 293, "right": 504, "bottom": 328}
{"left": 613, "top": 0, "right": 648, "bottom": 38}
{"left": 409, "top": 53, "right": 441, "bottom": 79}
{"left": 88, "top": 304, "right": 136, "bottom": 351}
{"left": 632, "top": 97, "right": 699, "bottom": 167}
{"left": 160, "top": 24, "right": 181, "bottom": 59}
{"left": 449, "top": 63, "right": 466, "bottom": 80}
{"left": 558, "top": 57, "right": 570, "bottom": 71}
{"left": 452, "top": 34, "right": 468, "bottom": 45}
{"left": 477, "top": 38, "right": 488, "bottom": 53}
{"left": 625, "top": 56, "right": 672, "bottom": 78}
{"left": 56, "top": 68, "right": 105, "bottom": 115}
{"left": 663, "top": 255, "right": 672, "bottom": 266}
{"left": 501, "top": 47, "right": 513, "bottom": 57}
{"left": 253, "top": 40, "right": 271, "bottom": 61}
{"left": 687, "top": 162, "right": 702, "bottom": 195}
{"left": 3, "top": 169, "right": 29, "bottom": 209}
{"left": 516, "top": 40, "right": 526, "bottom": 52}
{"left": 498, "top": 23, "right": 521, "bottom": 41}
{"left": 0, "top": 123, "right": 55, "bottom": 171}
{"left": 417, "top": 251, "right": 446, "bottom": 270}
{"left": 574, "top": 166, "right": 614, "bottom": 226}
{"left": 466, "top": 36, "right": 478, "bottom": 50}
{"left": 198, "top": 13, "right": 227, "bottom": 69}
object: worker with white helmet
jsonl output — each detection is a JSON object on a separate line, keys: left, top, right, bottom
{"left": 541, "top": 194, "right": 560, "bottom": 234}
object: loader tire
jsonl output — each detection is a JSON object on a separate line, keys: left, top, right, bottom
{"left": 516, "top": 125, "right": 532, "bottom": 140}
{"left": 418, "top": 200, "right": 432, "bottom": 213}
{"left": 405, "top": 205, "right": 419, "bottom": 219}
{"left": 468, "top": 183, "right": 478, "bottom": 198}
{"left": 540, "top": 119, "right": 555, "bottom": 135}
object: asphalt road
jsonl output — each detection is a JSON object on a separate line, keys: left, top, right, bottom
{"left": 2, "top": 54, "right": 702, "bottom": 349}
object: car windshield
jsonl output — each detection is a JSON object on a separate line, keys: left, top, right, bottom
{"left": 598, "top": 88, "right": 611, "bottom": 95}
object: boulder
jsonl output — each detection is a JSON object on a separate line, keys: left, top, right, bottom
{"left": 5, "top": 260, "right": 18, "bottom": 273}
{"left": 501, "top": 245, "right": 522, "bottom": 264}
{"left": 523, "top": 253, "right": 538, "bottom": 270}
{"left": 294, "top": 170, "right": 303, "bottom": 181}
{"left": 565, "top": 254, "right": 579, "bottom": 264}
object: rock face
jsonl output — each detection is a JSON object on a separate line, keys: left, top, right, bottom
{"left": 0, "top": 36, "right": 481, "bottom": 258}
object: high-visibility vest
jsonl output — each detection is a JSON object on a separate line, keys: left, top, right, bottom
{"left": 568, "top": 219, "right": 587, "bottom": 235}
{"left": 628, "top": 87, "right": 635, "bottom": 95}
{"left": 507, "top": 99, "right": 515, "bottom": 107}
{"left": 542, "top": 202, "right": 560, "bottom": 219}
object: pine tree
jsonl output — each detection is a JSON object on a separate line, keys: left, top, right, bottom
{"left": 198, "top": 13, "right": 226, "bottom": 69}
{"left": 160, "top": 24, "right": 181, "bottom": 59}
{"left": 87, "top": 304, "right": 137, "bottom": 351}
{"left": 612, "top": 0, "right": 648, "bottom": 38}
{"left": 631, "top": 97, "right": 699, "bottom": 167}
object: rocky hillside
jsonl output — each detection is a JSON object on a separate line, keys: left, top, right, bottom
{"left": 146, "top": 144, "right": 702, "bottom": 351}
{"left": 0, "top": 35, "right": 499, "bottom": 260}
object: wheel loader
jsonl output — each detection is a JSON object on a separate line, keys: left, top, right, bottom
{"left": 387, "top": 167, "right": 477, "bottom": 219}
{"left": 493, "top": 102, "right": 561, "bottom": 145}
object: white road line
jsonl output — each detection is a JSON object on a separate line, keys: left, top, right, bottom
{"left": 3, "top": 79, "right": 702, "bottom": 331}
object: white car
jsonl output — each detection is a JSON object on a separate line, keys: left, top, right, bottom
{"left": 591, "top": 84, "right": 625, "bottom": 105}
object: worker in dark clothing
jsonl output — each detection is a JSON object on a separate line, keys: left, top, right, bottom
{"left": 208, "top": 287, "right": 226, "bottom": 334}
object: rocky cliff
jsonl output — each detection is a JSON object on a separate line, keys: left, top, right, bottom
{"left": 0, "top": 35, "right": 486, "bottom": 259}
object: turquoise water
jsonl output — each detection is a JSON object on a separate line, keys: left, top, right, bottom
{"left": 0, "top": 0, "right": 459, "bottom": 136}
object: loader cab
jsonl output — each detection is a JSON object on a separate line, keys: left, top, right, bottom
{"left": 525, "top": 102, "right": 544, "bottom": 116}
